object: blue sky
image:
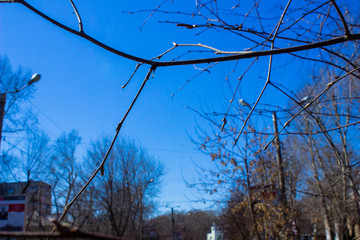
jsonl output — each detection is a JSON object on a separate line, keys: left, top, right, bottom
{"left": 0, "top": 0, "right": 242, "bottom": 213}
{"left": 0, "top": 0, "right": 340, "bottom": 215}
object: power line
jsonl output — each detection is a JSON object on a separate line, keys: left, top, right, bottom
{"left": 28, "top": 99, "right": 66, "bottom": 133}
{"left": 2, "top": 135, "right": 206, "bottom": 155}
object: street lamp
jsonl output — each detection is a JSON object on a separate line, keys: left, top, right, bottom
{"left": 239, "top": 98, "right": 252, "bottom": 109}
{"left": 27, "top": 73, "right": 41, "bottom": 86}
{"left": 299, "top": 95, "right": 312, "bottom": 106}
{"left": 0, "top": 73, "right": 41, "bottom": 150}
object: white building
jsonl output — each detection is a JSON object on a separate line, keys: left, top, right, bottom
{"left": 207, "top": 223, "right": 224, "bottom": 240}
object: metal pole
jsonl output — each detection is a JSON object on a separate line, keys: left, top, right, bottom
{"left": 272, "top": 111, "right": 288, "bottom": 238}
{"left": 165, "top": 205, "right": 179, "bottom": 239}
{"left": 0, "top": 93, "right": 6, "bottom": 151}
{"left": 272, "top": 111, "right": 286, "bottom": 205}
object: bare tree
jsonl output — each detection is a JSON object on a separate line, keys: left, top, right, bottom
{"left": 148, "top": 209, "right": 217, "bottom": 240}
{"left": 0, "top": 56, "right": 37, "bottom": 141}
{"left": 220, "top": 191, "right": 252, "bottom": 240}
{"left": 81, "top": 137, "right": 164, "bottom": 238}
{"left": 50, "top": 130, "right": 82, "bottom": 220}
{"left": 286, "top": 66, "right": 360, "bottom": 239}
{"left": 6, "top": 129, "right": 52, "bottom": 232}
{"left": 0, "top": 55, "right": 38, "bottom": 180}
{"left": 18, "top": 129, "right": 51, "bottom": 183}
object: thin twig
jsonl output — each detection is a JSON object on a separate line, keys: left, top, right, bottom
{"left": 174, "top": 43, "right": 252, "bottom": 54}
{"left": 171, "top": 63, "right": 217, "bottom": 97}
{"left": 139, "top": 0, "right": 169, "bottom": 30}
{"left": 18, "top": 0, "right": 153, "bottom": 64}
{"left": 329, "top": 0, "right": 351, "bottom": 37}
{"left": 121, "top": 63, "right": 142, "bottom": 88}
{"left": 144, "top": 35, "right": 360, "bottom": 67}
{"left": 278, "top": 1, "right": 330, "bottom": 35}
{"left": 233, "top": 0, "right": 293, "bottom": 146}
{"left": 69, "top": 0, "right": 83, "bottom": 33}
{"left": 48, "top": 65, "right": 157, "bottom": 238}
{"left": 152, "top": 44, "right": 177, "bottom": 60}
{"left": 220, "top": 58, "right": 258, "bottom": 132}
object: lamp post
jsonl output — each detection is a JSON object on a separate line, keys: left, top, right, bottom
{"left": 0, "top": 73, "right": 41, "bottom": 150}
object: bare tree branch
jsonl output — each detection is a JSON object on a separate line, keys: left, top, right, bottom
{"left": 69, "top": 0, "right": 83, "bottom": 33}
{"left": 49, "top": 65, "right": 157, "bottom": 237}
{"left": 11, "top": 1, "right": 360, "bottom": 67}
{"left": 233, "top": 0, "right": 293, "bottom": 146}
{"left": 263, "top": 66, "right": 360, "bottom": 150}
{"left": 329, "top": 0, "right": 351, "bottom": 37}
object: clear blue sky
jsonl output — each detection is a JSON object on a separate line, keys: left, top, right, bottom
{"left": 0, "top": 0, "right": 319, "bottom": 214}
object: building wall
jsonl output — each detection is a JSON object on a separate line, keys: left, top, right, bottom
{"left": 207, "top": 223, "right": 225, "bottom": 240}
{"left": 0, "top": 181, "right": 52, "bottom": 230}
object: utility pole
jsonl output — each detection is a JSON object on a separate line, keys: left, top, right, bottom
{"left": 272, "top": 112, "right": 286, "bottom": 204}
{"left": 0, "top": 93, "right": 6, "bottom": 151}
{"left": 171, "top": 207, "right": 175, "bottom": 239}
{"left": 272, "top": 112, "right": 287, "bottom": 218}
{"left": 165, "top": 205, "right": 180, "bottom": 239}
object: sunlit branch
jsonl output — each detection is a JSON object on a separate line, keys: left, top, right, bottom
{"left": 152, "top": 44, "right": 177, "bottom": 60}
{"left": 173, "top": 43, "right": 252, "bottom": 55}
{"left": 158, "top": 26, "right": 360, "bottom": 66}
{"left": 121, "top": 63, "right": 142, "bottom": 89}
{"left": 69, "top": 0, "right": 83, "bottom": 33}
